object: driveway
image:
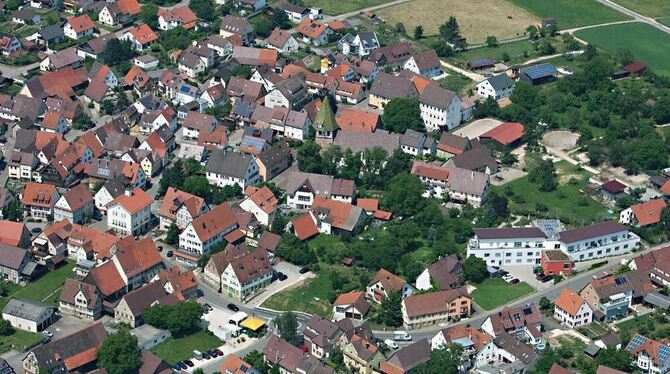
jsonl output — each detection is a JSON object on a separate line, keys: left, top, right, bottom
{"left": 245, "top": 261, "right": 314, "bottom": 308}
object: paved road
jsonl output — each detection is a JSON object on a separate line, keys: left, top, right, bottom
{"left": 596, "top": 0, "right": 670, "bottom": 34}
{"left": 0, "top": 61, "right": 40, "bottom": 80}
{"left": 321, "top": 0, "right": 412, "bottom": 23}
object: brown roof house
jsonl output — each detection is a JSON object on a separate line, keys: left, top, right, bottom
{"left": 401, "top": 287, "right": 471, "bottom": 329}
{"left": 285, "top": 171, "right": 355, "bottom": 209}
{"left": 303, "top": 315, "right": 343, "bottom": 359}
{"left": 0, "top": 244, "right": 35, "bottom": 284}
{"left": 21, "top": 182, "right": 60, "bottom": 220}
{"left": 368, "top": 72, "right": 418, "bottom": 109}
{"left": 263, "top": 335, "right": 335, "bottom": 374}
{"left": 239, "top": 186, "right": 278, "bottom": 226}
{"left": 332, "top": 291, "right": 370, "bottom": 321}
{"left": 342, "top": 333, "right": 385, "bottom": 374}
{"left": 481, "top": 304, "right": 544, "bottom": 345}
{"left": 415, "top": 254, "right": 463, "bottom": 291}
{"left": 53, "top": 184, "right": 94, "bottom": 224}
{"left": 157, "top": 187, "right": 209, "bottom": 231}
{"left": 59, "top": 278, "right": 102, "bottom": 320}
{"left": 113, "top": 281, "right": 178, "bottom": 327}
{"left": 366, "top": 268, "right": 415, "bottom": 304}
{"left": 177, "top": 203, "right": 238, "bottom": 265}
{"left": 306, "top": 197, "right": 368, "bottom": 239}
{"left": 580, "top": 270, "right": 654, "bottom": 321}
{"left": 380, "top": 339, "right": 431, "bottom": 374}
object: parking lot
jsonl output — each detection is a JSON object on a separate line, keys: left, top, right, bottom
{"left": 246, "top": 261, "right": 314, "bottom": 307}
{"left": 499, "top": 265, "right": 553, "bottom": 291}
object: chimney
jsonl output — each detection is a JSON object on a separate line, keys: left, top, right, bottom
{"left": 125, "top": 189, "right": 132, "bottom": 197}
{"left": 471, "top": 171, "right": 474, "bottom": 179}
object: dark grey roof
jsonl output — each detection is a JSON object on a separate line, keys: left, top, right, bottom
{"left": 558, "top": 221, "right": 629, "bottom": 244}
{"left": 333, "top": 131, "right": 400, "bottom": 155}
{"left": 102, "top": 178, "right": 130, "bottom": 198}
{"left": 585, "top": 342, "right": 601, "bottom": 356}
{"left": 486, "top": 74, "right": 514, "bottom": 91}
{"left": 38, "top": 25, "right": 64, "bottom": 41}
{"left": 369, "top": 72, "right": 417, "bottom": 99}
{"left": 448, "top": 168, "right": 489, "bottom": 197}
{"left": 474, "top": 227, "right": 546, "bottom": 240}
{"left": 644, "top": 292, "right": 670, "bottom": 309}
{"left": 0, "top": 244, "right": 28, "bottom": 270}
{"left": 276, "top": 0, "right": 307, "bottom": 14}
{"left": 30, "top": 323, "right": 107, "bottom": 372}
{"left": 258, "top": 141, "right": 291, "bottom": 171}
{"left": 207, "top": 149, "right": 255, "bottom": 179}
{"left": 494, "top": 332, "right": 536, "bottom": 364}
{"left": 385, "top": 339, "right": 430, "bottom": 371}
{"left": 400, "top": 129, "right": 426, "bottom": 149}
{"left": 419, "top": 83, "right": 456, "bottom": 110}
{"left": 2, "top": 298, "right": 53, "bottom": 321}
{"left": 449, "top": 147, "right": 498, "bottom": 173}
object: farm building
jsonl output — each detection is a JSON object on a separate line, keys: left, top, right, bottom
{"left": 519, "top": 63, "right": 557, "bottom": 85}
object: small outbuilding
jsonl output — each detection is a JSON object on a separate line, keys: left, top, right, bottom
{"left": 2, "top": 298, "right": 56, "bottom": 332}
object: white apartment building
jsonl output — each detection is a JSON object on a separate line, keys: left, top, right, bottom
{"left": 467, "top": 222, "right": 640, "bottom": 266}
{"left": 419, "top": 84, "right": 462, "bottom": 131}
{"left": 106, "top": 189, "right": 153, "bottom": 237}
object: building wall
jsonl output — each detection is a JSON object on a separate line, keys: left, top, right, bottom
{"left": 401, "top": 295, "right": 471, "bottom": 329}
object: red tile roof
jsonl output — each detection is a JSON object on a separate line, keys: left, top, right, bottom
{"left": 336, "top": 108, "right": 379, "bottom": 133}
{"left": 602, "top": 180, "right": 627, "bottom": 194}
{"left": 157, "top": 6, "right": 197, "bottom": 29}
{"left": 480, "top": 122, "right": 524, "bottom": 145}
{"left": 295, "top": 18, "right": 329, "bottom": 39}
{"left": 116, "top": 0, "right": 141, "bottom": 15}
{"left": 87, "top": 260, "right": 125, "bottom": 296}
{"left": 22, "top": 182, "right": 58, "bottom": 208}
{"left": 67, "top": 14, "right": 94, "bottom": 32}
{"left": 128, "top": 24, "right": 158, "bottom": 45}
{"left": 291, "top": 213, "right": 318, "bottom": 241}
{"left": 555, "top": 287, "right": 586, "bottom": 316}
{"left": 244, "top": 186, "right": 278, "bottom": 215}
{"left": 110, "top": 188, "right": 152, "bottom": 214}
{"left": 190, "top": 203, "right": 237, "bottom": 243}
{"left": 630, "top": 199, "right": 666, "bottom": 226}
{"left": 0, "top": 220, "right": 27, "bottom": 247}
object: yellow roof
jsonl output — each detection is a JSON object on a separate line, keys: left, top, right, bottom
{"left": 240, "top": 316, "right": 266, "bottom": 331}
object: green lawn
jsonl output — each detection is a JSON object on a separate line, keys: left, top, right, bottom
{"left": 0, "top": 261, "right": 75, "bottom": 310}
{"left": 0, "top": 328, "right": 43, "bottom": 354}
{"left": 438, "top": 69, "right": 473, "bottom": 94}
{"left": 612, "top": 0, "right": 670, "bottom": 18}
{"left": 446, "top": 39, "right": 552, "bottom": 66}
{"left": 615, "top": 312, "right": 670, "bottom": 340}
{"left": 150, "top": 329, "right": 222, "bottom": 364}
{"left": 470, "top": 278, "right": 534, "bottom": 310}
{"left": 262, "top": 272, "right": 333, "bottom": 316}
{"left": 302, "top": 0, "right": 392, "bottom": 15}
{"left": 659, "top": 16, "right": 670, "bottom": 27}
{"left": 507, "top": 0, "right": 630, "bottom": 29}
{"left": 577, "top": 321, "right": 610, "bottom": 339}
{"left": 494, "top": 162, "right": 612, "bottom": 225}
{"left": 575, "top": 22, "right": 670, "bottom": 76}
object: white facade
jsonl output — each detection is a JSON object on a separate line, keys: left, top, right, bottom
{"left": 420, "top": 95, "right": 462, "bottom": 131}
{"left": 206, "top": 159, "right": 260, "bottom": 190}
{"left": 239, "top": 197, "right": 273, "bottom": 226}
{"left": 404, "top": 57, "right": 441, "bottom": 78}
{"left": 264, "top": 89, "right": 290, "bottom": 109}
{"left": 221, "top": 262, "right": 272, "bottom": 301}
{"left": 286, "top": 190, "right": 352, "bottom": 209}
{"left": 415, "top": 268, "right": 433, "bottom": 291}
{"left": 476, "top": 78, "right": 513, "bottom": 100}
{"left": 2, "top": 305, "right": 54, "bottom": 332}
{"left": 53, "top": 196, "right": 93, "bottom": 224}
{"left": 267, "top": 35, "right": 299, "bottom": 54}
{"left": 430, "top": 333, "right": 497, "bottom": 370}
{"left": 178, "top": 220, "right": 235, "bottom": 255}
{"left": 553, "top": 230, "right": 640, "bottom": 262}
{"left": 107, "top": 199, "right": 152, "bottom": 236}
{"left": 97, "top": 6, "right": 116, "bottom": 26}
{"left": 554, "top": 301, "right": 593, "bottom": 328}
{"left": 94, "top": 186, "right": 115, "bottom": 212}
{"left": 64, "top": 23, "right": 93, "bottom": 40}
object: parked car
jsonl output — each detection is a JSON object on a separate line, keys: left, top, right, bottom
{"left": 227, "top": 303, "right": 240, "bottom": 312}
{"left": 299, "top": 267, "right": 309, "bottom": 274}
{"left": 278, "top": 273, "right": 288, "bottom": 281}
{"left": 208, "top": 350, "right": 218, "bottom": 357}
{"left": 510, "top": 278, "right": 520, "bottom": 284}
{"left": 202, "top": 351, "right": 211, "bottom": 359}
{"left": 167, "top": 250, "right": 174, "bottom": 257}
{"left": 183, "top": 360, "right": 194, "bottom": 367}
{"left": 502, "top": 274, "right": 515, "bottom": 283}
{"left": 384, "top": 339, "right": 399, "bottom": 349}
{"left": 213, "top": 348, "right": 224, "bottom": 356}
{"left": 172, "top": 365, "right": 181, "bottom": 372}
{"left": 31, "top": 227, "right": 42, "bottom": 234}
{"left": 157, "top": 245, "right": 163, "bottom": 252}
{"left": 42, "top": 330, "right": 53, "bottom": 338}
{"left": 177, "top": 362, "right": 188, "bottom": 370}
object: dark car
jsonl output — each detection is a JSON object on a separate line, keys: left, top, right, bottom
{"left": 227, "top": 303, "right": 240, "bottom": 312}
{"left": 31, "top": 227, "right": 42, "bottom": 234}
{"left": 510, "top": 278, "right": 520, "bottom": 284}
{"left": 208, "top": 350, "right": 218, "bottom": 357}
{"left": 157, "top": 245, "right": 163, "bottom": 252}
{"left": 172, "top": 365, "right": 181, "bottom": 372}
{"left": 167, "top": 250, "right": 174, "bottom": 257}
{"left": 202, "top": 352, "right": 211, "bottom": 359}
{"left": 177, "top": 362, "right": 188, "bottom": 370}
{"left": 203, "top": 303, "right": 212, "bottom": 310}
{"left": 299, "top": 267, "right": 309, "bottom": 274}
{"left": 183, "top": 360, "right": 194, "bottom": 367}
{"left": 279, "top": 274, "right": 288, "bottom": 281}
{"left": 213, "top": 348, "right": 224, "bottom": 356}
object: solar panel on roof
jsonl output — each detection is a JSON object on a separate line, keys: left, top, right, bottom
{"left": 627, "top": 335, "right": 648, "bottom": 351}
{"left": 180, "top": 85, "right": 191, "bottom": 93}
{"left": 614, "top": 276, "right": 628, "bottom": 285}
{"left": 523, "top": 64, "right": 557, "bottom": 79}
{"left": 659, "top": 345, "right": 670, "bottom": 363}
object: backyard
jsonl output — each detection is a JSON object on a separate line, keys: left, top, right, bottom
{"left": 377, "top": 0, "right": 537, "bottom": 44}
{"left": 470, "top": 278, "right": 534, "bottom": 310}
{"left": 438, "top": 69, "right": 473, "bottom": 94}
{"left": 575, "top": 22, "right": 670, "bottom": 76}
{"left": 0, "top": 261, "right": 75, "bottom": 310}
{"left": 494, "top": 161, "right": 612, "bottom": 226}
{"left": 612, "top": 0, "right": 670, "bottom": 18}
{"left": 615, "top": 311, "right": 670, "bottom": 341}
{"left": 150, "top": 329, "right": 222, "bottom": 364}
{"left": 507, "top": 0, "right": 630, "bottom": 29}
{"left": 0, "top": 328, "right": 43, "bottom": 354}
{"left": 302, "top": 0, "right": 391, "bottom": 15}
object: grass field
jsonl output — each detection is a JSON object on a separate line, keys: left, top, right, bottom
{"left": 612, "top": 0, "right": 670, "bottom": 18}
{"left": 150, "top": 329, "right": 222, "bottom": 364}
{"left": 470, "top": 278, "right": 534, "bottom": 310}
{"left": 302, "top": 0, "right": 391, "bottom": 15}
{"left": 438, "top": 69, "right": 473, "bottom": 94}
{"left": 445, "top": 38, "right": 557, "bottom": 66}
{"left": 0, "top": 261, "right": 75, "bottom": 310}
{"left": 377, "top": 0, "right": 537, "bottom": 44}
{"left": 507, "top": 0, "right": 630, "bottom": 29}
{"left": 576, "top": 22, "right": 670, "bottom": 76}
{"left": 0, "top": 329, "right": 43, "bottom": 354}
{"left": 495, "top": 161, "right": 611, "bottom": 225}
{"left": 659, "top": 16, "right": 670, "bottom": 27}
{"left": 262, "top": 274, "right": 333, "bottom": 316}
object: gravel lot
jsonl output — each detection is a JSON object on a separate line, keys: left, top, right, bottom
{"left": 454, "top": 118, "right": 502, "bottom": 139}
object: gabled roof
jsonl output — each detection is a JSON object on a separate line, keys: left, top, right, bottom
{"left": 30, "top": 322, "right": 107, "bottom": 372}
{"left": 157, "top": 6, "right": 197, "bottom": 29}
{"left": 158, "top": 187, "right": 206, "bottom": 221}
{"left": 480, "top": 122, "right": 524, "bottom": 145}
{"left": 369, "top": 268, "right": 407, "bottom": 292}
{"left": 291, "top": 213, "right": 319, "bottom": 241}
{"left": 127, "top": 24, "right": 158, "bottom": 45}
{"left": 116, "top": 0, "right": 141, "bottom": 15}
{"left": 189, "top": 203, "right": 237, "bottom": 243}
{"left": 334, "top": 291, "right": 370, "bottom": 315}
{"left": 295, "top": 18, "right": 330, "bottom": 39}
{"left": 402, "top": 287, "right": 470, "bottom": 318}
{"left": 60, "top": 278, "right": 100, "bottom": 308}
{"left": 630, "top": 199, "right": 666, "bottom": 226}
{"left": 109, "top": 188, "right": 152, "bottom": 214}
{"left": 555, "top": 287, "right": 587, "bottom": 316}
{"left": 58, "top": 184, "right": 94, "bottom": 212}
{"left": 409, "top": 49, "right": 440, "bottom": 70}
{"left": 22, "top": 182, "right": 57, "bottom": 208}
{"left": 66, "top": 14, "right": 94, "bottom": 32}
{"left": 244, "top": 186, "right": 278, "bottom": 215}
{"left": 381, "top": 339, "right": 431, "bottom": 373}
{"left": 311, "top": 197, "right": 364, "bottom": 232}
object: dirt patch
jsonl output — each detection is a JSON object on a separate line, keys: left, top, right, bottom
{"left": 542, "top": 130, "right": 580, "bottom": 150}
{"left": 454, "top": 118, "right": 502, "bottom": 139}
{"left": 377, "top": 0, "right": 538, "bottom": 44}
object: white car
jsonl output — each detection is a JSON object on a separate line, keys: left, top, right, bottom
{"left": 42, "top": 330, "right": 53, "bottom": 338}
{"left": 502, "top": 274, "right": 515, "bottom": 281}
{"left": 384, "top": 339, "right": 399, "bottom": 349}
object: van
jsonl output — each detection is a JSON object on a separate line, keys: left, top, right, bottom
{"left": 193, "top": 350, "right": 203, "bottom": 360}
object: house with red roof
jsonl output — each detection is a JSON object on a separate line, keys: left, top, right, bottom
{"left": 600, "top": 179, "right": 628, "bottom": 201}
{"left": 40, "top": 111, "right": 68, "bottom": 134}
{"left": 479, "top": 122, "right": 525, "bottom": 149}
{"left": 98, "top": 0, "right": 140, "bottom": 26}
{"left": 291, "top": 213, "right": 319, "bottom": 241}
{"left": 21, "top": 182, "right": 60, "bottom": 219}
{"left": 366, "top": 268, "right": 415, "bottom": 304}
{"left": 158, "top": 6, "right": 197, "bottom": 31}
{"left": 106, "top": 188, "right": 153, "bottom": 236}
{"left": 178, "top": 203, "right": 238, "bottom": 260}
{"left": 554, "top": 287, "right": 593, "bottom": 328}
{"left": 620, "top": 198, "right": 666, "bottom": 227}
{"left": 64, "top": 14, "right": 94, "bottom": 40}
{"left": 239, "top": 186, "right": 278, "bottom": 226}
{"left": 157, "top": 187, "right": 209, "bottom": 230}
{"left": 295, "top": 18, "right": 332, "bottom": 46}
{"left": 123, "top": 24, "right": 158, "bottom": 51}
{"left": 332, "top": 291, "right": 370, "bottom": 321}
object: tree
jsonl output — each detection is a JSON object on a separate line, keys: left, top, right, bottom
{"left": 528, "top": 159, "right": 558, "bottom": 192}
{"left": 276, "top": 311, "right": 299, "bottom": 345}
{"left": 539, "top": 296, "right": 552, "bottom": 310}
{"left": 500, "top": 150, "right": 518, "bottom": 166}
{"left": 439, "top": 16, "right": 460, "bottom": 42}
{"left": 510, "top": 81, "right": 540, "bottom": 111}
{"left": 232, "top": 65, "right": 252, "bottom": 79}
{"left": 182, "top": 176, "right": 212, "bottom": 202}
{"left": 244, "top": 351, "right": 267, "bottom": 374}
{"left": 474, "top": 97, "right": 499, "bottom": 118}
{"left": 537, "top": 40, "right": 556, "bottom": 55}
{"left": 271, "top": 10, "right": 290, "bottom": 29}
{"left": 395, "top": 22, "right": 405, "bottom": 34}
{"left": 320, "top": 145, "right": 343, "bottom": 176}
{"left": 413, "top": 25, "right": 423, "bottom": 40}
{"left": 410, "top": 345, "right": 462, "bottom": 374}
{"left": 594, "top": 348, "right": 632, "bottom": 372}
{"left": 101, "top": 100, "right": 115, "bottom": 115}
{"left": 526, "top": 25, "right": 538, "bottom": 40}
{"left": 165, "top": 223, "right": 179, "bottom": 245}
{"left": 270, "top": 213, "right": 288, "bottom": 234}
{"left": 583, "top": 44, "right": 597, "bottom": 61}
{"left": 361, "top": 147, "right": 388, "bottom": 189}
{"left": 189, "top": 0, "right": 216, "bottom": 20}
{"left": 501, "top": 51, "right": 511, "bottom": 62}
{"left": 329, "top": 347, "right": 344, "bottom": 367}
{"left": 97, "top": 330, "right": 142, "bottom": 374}
{"left": 381, "top": 98, "right": 423, "bottom": 133}
{"left": 212, "top": 184, "right": 242, "bottom": 204}
{"left": 485, "top": 35, "right": 498, "bottom": 48}
{"left": 433, "top": 41, "right": 454, "bottom": 57}
{"left": 139, "top": 4, "right": 159, "bottom": 29}
{"left": 377, "top": 290, "right": 402, "bottom": 327}
{"left": 116, "top": 87, "right": 130, "bottom": 111}
{"left": 204, "top": 101, "right": 232, "bottom": 119}
{"left": 277, "top": 233, "right": 317, "bottom": 265}
{"left": 73, "top": 112, "right": 94, "bottom": 130}
{"left": 0, "top": 318, "right": 12, "bottom": 335}
{"left": 144, "top": 302, "right": 203, "bottom": 336}
{"left": 489, "top": 194, "right": 509, "bottom": 218}
{"left": 382, "top": 148, "right": 413, "bottom": 183}
{"left": 463, "top": 256, "right": 487, "bottom": 283}
{"left": 6, "top": 199, "right": 23, "bottom": 221}
{"left": 99, "top": 38, "right": 134, "bottom": 66}
{"left": 297, "top": 141, "right": 322, "bottom": 173}
{"left": 381, "top": 173, "right": 426, "bottom": 217}
{"left": 160, "top": 27, "right": 197, "bottom": 51}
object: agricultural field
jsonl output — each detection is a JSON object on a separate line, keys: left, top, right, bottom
{"left": 302, "top": 0, "right": 391, "bottom": 15}
{"left": 507, "top": 0, "right": 630, "bottom": 29}
{"left": 659, "top": 17, "right": 670, "bottom": 27}
{"left": 377, "top": 0, "right": 537, "bottom": 44}
{"left": 446, "top": 38, "right": 557, "bottom": 66}
{"left": 612, "top": 0, "right": 670, "bottom": 18}
{"left": 575, "top": 22, "right": 670, "bottom": 76}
